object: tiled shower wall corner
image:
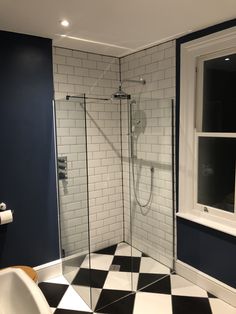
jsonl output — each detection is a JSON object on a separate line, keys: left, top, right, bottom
{"left": 120, "top": 40, "right": 176, "bottom": 267}
{"left": 53, "top": 47, "right": 123, "bottom": 255}
{"left": 52, "top": 41, "right": 176, "bottom": 266}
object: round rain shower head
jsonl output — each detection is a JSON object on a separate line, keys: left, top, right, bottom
{"left": 111, "top": 87, "right": 131, "bottom": 100}
{"left": 111, "top": 77, "right": 145, "bottom": 100}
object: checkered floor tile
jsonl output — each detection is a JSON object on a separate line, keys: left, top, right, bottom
{"left": 39, "top": 242, "right": 236, "bottom": 314}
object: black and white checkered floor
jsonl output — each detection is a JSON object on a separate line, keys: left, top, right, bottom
{"left": 39, "top": 243, "right": 236, "bottom": 314}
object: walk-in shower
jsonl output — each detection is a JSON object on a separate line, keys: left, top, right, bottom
{"left": 54, "top": 81, "right": 175, "bottom": 311}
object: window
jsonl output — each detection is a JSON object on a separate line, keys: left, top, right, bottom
{"left": 179, "top": 27, "right": 236, "bottom": 234}
{"left": 195, "top": 49, "right": 236, "bottom": 218}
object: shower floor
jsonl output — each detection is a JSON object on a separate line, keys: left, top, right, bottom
{"left": 71, "top": 242, "right": 171, "bottom": 311}
{"left": 38, "top": 242, "right": 236, "bottom": 313}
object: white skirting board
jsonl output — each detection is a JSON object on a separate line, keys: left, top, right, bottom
{"left": 34, "top": 251, "right": 88, "bottom": 283}
{"left": 175, "top": 260, "right": 236, "bottom": 307}
{"left": 34, "top": 259, "right": 62, "bottom": 283}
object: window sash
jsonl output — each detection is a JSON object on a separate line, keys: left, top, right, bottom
{"left": 195, "top": 46, "right": 236, "bottom": 221}
{"left": 194, "top": 132, "right": 236, "bottom": 221}
{"left": 196, "top": 47, "right": 236, "bottom": 132}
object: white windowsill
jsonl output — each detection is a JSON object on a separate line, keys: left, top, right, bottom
{"left": 176, "top": 212, "right": 236, "bottom": 237}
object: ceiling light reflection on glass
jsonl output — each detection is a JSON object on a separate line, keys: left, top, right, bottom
{"left": 60, "top": 20, "right": 70, "bottom": 27}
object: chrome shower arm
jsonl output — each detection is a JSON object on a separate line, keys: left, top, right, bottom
{"left": 120, "top": 77, "right": 146, "bottom": 87}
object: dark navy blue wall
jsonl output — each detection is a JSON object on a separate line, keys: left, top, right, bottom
{"left": 177, "top": 217, "right": 236, "bottom": 288}
{"left": 176, "top": 19, "right": 236, "bottom": 288}
{"left": 0, "top": 31, "right": 59, "bottom": 267}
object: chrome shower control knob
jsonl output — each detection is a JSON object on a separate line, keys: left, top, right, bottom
{"left": 0, "top": 203, "right": 7, "bottom": 210}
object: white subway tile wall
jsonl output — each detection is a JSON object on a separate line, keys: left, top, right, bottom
{"left": 55, "top": 100, "right": 89, "bottom": 256}
{"left": 120, "top": 40, "right": 175, "bottom": 267}
{"left": 53, "top": 47, "right": 123, "bottom": 255}
{"left": 53, "top": 41, "right": 175, "bottom": 266}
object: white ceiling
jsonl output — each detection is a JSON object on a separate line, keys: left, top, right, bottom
{"left": 0, "top": 0, "right": 235, "bottom": 57}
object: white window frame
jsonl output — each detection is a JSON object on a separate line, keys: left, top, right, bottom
{"left": 178, "top": 26, "right": 236, "bottom": 236}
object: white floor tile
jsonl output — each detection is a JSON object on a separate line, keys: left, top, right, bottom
{"left": 45, "top": 275, "right": 69, "bottom": 285}
{"left": 63, "top": 264, "right": 79, "bottom": 277}
{"left": 103, "top": 271, "right": 139, "bottom": 291}
{"left": 91, "top": 288, "right": 102, "bottom": 310}
{"left": 64, "top": 268, "right": 79, "bottom": 284}
{"left": 73, "top": 285, "right": 102, "bottom": 310}
{"left": 139, "top": 257, "right": 170, "bottom": 274}
{"left": 210, "top": 299, "right": 236, "bottom": 314}
{"left": 133, "top": 291, "right": 172, "bottom": 314}
{"left": 115, "top": 243, "right": 142, "bottom": 257}
{"left": 57, "top": 285, "right": 92, "bottom": 312}
{"left": 50, "top": 307, "right": 56, "bottom": 313}
{"left": 72, "top": 285, "right": 91, "bottom": 308}
{"left": 170, "top": 274, "right": 208, "bottom": 297}
{"left": 81, "top": 253, "right": 113, "bottom": 270}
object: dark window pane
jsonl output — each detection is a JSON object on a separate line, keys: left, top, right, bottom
{"left": 198, "top": 137, "right": 236, "bottom": 212}
{"left": 202, "top": 53, "right": 236, "bottom": 132}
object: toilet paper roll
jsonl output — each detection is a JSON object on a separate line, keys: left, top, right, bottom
{"left": 0, "top": 203, "right": 7, "bottom": 210}
{"left": 0, "top": 210, "right": 13, "bottom": 225}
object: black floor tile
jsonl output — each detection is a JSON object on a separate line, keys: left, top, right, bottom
{"left": 95, "top": 292, "right": 136, "bottom": 314}
{"left": 139, "top": 275, "right": 171, "bottom": 294}
{"left": 72, "top": 268, "right": 108, "bottom": 288}
{"left": 112, "top": 256, "right": 141, "bottom": 272}
{"left": 54, "top": 310, "right": 92, "bottom": 314}
{"left": 95, "top": 289, "right": 133, "bottom": 311}
{"left": 137, "top": 273, "right": 168, "bottom": 291}
{"left": 95, "top": 244, "right": 118, "bottom": 255}
{"left": 38, "top": 282, "right": 69, "bottom": 307}
{"left": 207, "top": 292, "right": 217, "bottom": 298}
{"left": 172, "top": 296, "right": 212, "bottom": 314}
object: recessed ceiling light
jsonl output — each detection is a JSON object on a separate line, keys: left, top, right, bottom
{"left": 225, "top": 57, "right": 230, "bottom": 61}
{"left": 60, "top": 20, "right": 70, "bottom": 27}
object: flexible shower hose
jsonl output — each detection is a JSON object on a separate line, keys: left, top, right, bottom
{"left": 131, "top": 155, "right": 154, "bottom": 215}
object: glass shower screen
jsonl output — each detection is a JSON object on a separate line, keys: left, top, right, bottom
{"left": 54, "top": 95, "right": 92, "bottom": 309}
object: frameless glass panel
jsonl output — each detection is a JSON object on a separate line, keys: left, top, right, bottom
{"left": 198, "top": 137, "right": 236, "bottom": 212}
{"left": 55, "top": 95, "right": 175, "bottom": 312}
{"left": 54, "top": 96, "right": 91, "bottom": 309}
{"left": 123, "top": 97, "right": 174, "bottom": 291}
{"left": 84, "top": 97, "right": 133, "bottom": 312}
{"left": 202, "top": 53, "right": 236, "bottom": 132}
